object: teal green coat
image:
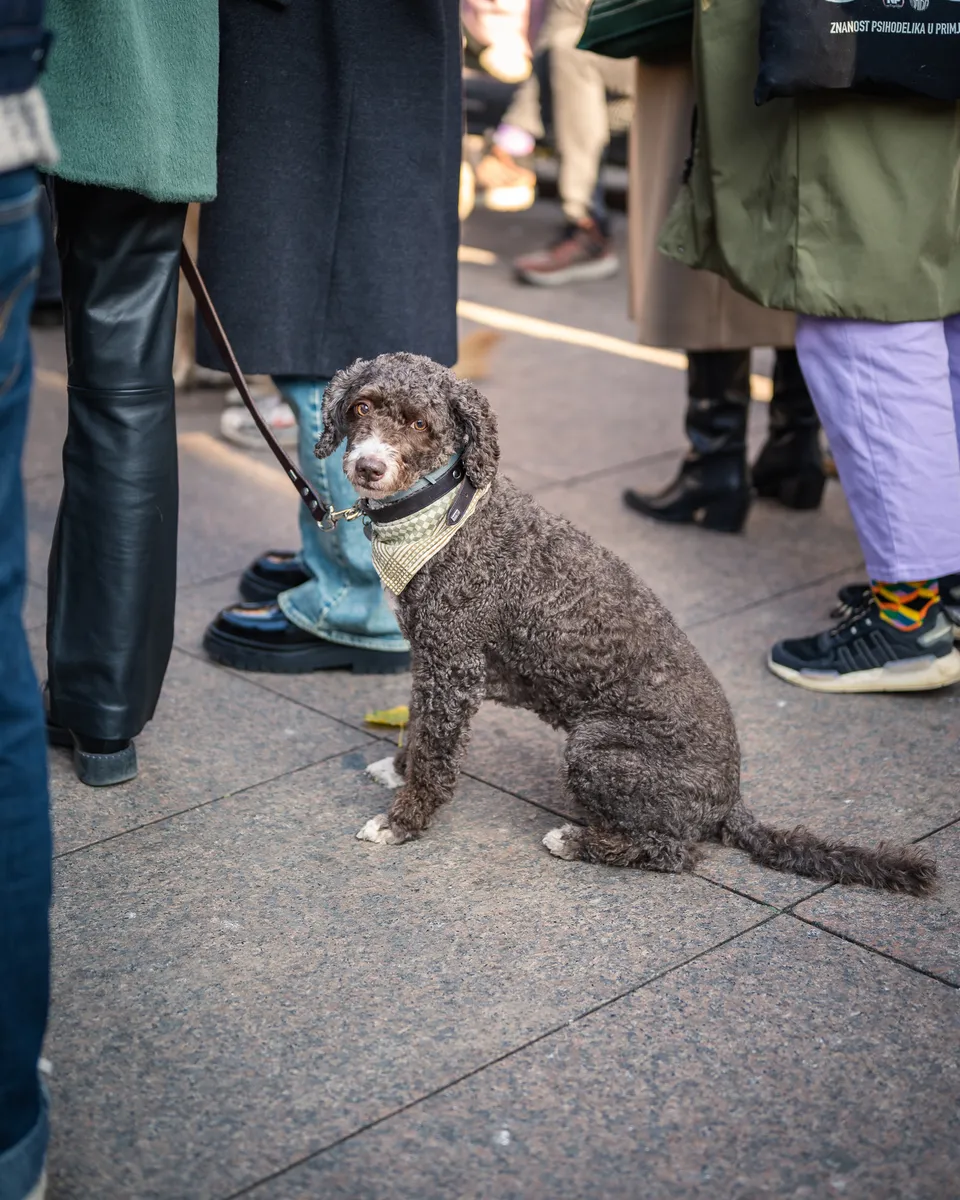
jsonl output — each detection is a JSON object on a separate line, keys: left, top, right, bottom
{"left": 660, "top": 0, "right": 960, "bottom": 321}
{"left": 41, "top": 0, "right": 218, "bottom": 203}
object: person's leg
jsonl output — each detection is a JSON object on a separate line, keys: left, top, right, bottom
{"left": 462, "top": 0, "right": 532, "bottom": 84}
{"left": 798, "top": 316, "right": 960, "bottom": 580}
{"left": 499, "top": 71, "right": 545, "bottom": 144}
{"left": 624, "top": 350, "right": 753, "bottom": 533}
{"left": 938, "top": 314, "right": 960, "bottom": 622}
{"left": 550, "top": 35, "right": 633, "bottom": 226}
{"left": 751, "top": 348, "right": 825, "bottom": 510}
{"left": 30, "top": 184, "right": 60, "bottom": 327}
{"left": 46, "top": 181, "right": 186, "bottom": 782}
{"left": 475, "top": 67, "right": 542, "bottom": 215}
{"left": 512, "top": 34, "right": 630, "bottom": 283}
{"left": 0, "top": 166, "right": 52, "bottom": 1200}
{"left": 768, "top": 316, "right": 960, "bottom": 692}
{"left": 203, "top": 378, "right": 408, "bottom": 674}
{"left": 476, "top": 73, "right": 541, "bottom": 215}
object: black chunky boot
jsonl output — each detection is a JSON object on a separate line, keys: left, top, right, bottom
{"left": 624, "top": 350, "right": 751, "bottom": 534}
{"left": 752, "top": 349, "right": 826, "bottom": 510}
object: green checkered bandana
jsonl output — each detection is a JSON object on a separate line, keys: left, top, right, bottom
{"left": 370, "top": 483, "right": 490, "bottom": 594}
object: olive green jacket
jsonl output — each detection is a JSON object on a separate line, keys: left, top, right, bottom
{"left": 41, "top": 0, "right": 218, "bottom": 203}
{"left": 660, "top": 0, "right": 960, "bottom": 321}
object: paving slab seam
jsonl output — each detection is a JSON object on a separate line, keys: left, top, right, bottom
{"left": 694, "top": 871, "right": 834, "bottom": 913}
{"left": 218, "top": 909, "right": 784, "bottom": 1200}
{"left": 176, "top": 567, "right": 259, "bottom": 593}
{"left": 51, "top": 741, "right": 375, "bottom": 862}
{"left": 912, "top": 812, "right": 960, "bottom": 843}
{"left": 531, "top": 447, "right": 685, "bottom": 493}
{"left": 684, "top": 562, "right": 865, "bottom": 633}
{"left": 168, "top": 644, "right": 399, "bottom": 742}
{"left": 787, "top": 910, "right": 960, "bottom": 990}
{"left": 456, "top": 768, "right": 583, "bottom": 825}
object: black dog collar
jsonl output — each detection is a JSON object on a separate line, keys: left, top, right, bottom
{"left": 359, "top": 457, "right": 477, "bottom": 527}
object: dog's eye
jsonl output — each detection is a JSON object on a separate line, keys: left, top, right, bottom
{"left": 411, "top": 418, "right": 426, "bottom": 431}
{"left": 354, "top": 402, "right": 371, "bottom": 417}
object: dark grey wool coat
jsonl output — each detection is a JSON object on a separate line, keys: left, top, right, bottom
{"left": 196, "top": 0, "right": 461, "bottom": 378}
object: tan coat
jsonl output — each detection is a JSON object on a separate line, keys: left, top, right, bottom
{"left": 628, "top": 59, "right": 794, "bottom": 352}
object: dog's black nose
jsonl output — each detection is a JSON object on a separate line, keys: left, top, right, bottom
{"left": 356, "top": 456, "right": 386, "bottom": 482}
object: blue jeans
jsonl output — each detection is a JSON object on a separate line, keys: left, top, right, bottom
{"left": 0, "top": 167, "right": 52, "bottom": 1200}
{"left": 274, "top": 378, "right": 407, "bottom": 652}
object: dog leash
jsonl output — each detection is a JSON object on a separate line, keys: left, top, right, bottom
{"left": 180, "top": 243, "right": 350, "bottom": 530}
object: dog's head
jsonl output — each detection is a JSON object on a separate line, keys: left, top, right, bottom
{"left": 315, "top": 353, "right": 500, "bottom": 498}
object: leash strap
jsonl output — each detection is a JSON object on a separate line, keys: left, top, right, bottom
{"left": 179, "top": 243, "right": 330, "bottom": 527}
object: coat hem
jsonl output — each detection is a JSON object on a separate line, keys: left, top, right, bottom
{"left": 40, "top": 163, "right": 214, "bottom": 206}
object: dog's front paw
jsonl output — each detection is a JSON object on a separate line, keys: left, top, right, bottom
{"left": 357, "top": 813, "right": 407, "bottom": 845}
{"left": 543, "top": 824, "right": 581, "bottom": 860}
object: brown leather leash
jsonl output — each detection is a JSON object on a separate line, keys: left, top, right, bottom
{"left": 179, "top": 243, "right": 331, "bottom": 528}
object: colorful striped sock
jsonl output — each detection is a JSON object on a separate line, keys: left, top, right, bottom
{"left": 871, "top": 579, "right": 939, "bottom": 632}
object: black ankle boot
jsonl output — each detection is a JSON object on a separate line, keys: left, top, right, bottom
{"left": 752, "top": 349, "right": 825, "bottom": 510}
{"left": 624, "top": 350, "right": 751, "bottom": 534}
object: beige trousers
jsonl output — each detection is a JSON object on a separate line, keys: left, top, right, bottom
{"left": 502, "top": 0, "right": 634, "bottom": 222}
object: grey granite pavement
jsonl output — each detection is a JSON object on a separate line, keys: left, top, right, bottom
{"left": 25, "top": 201, "right": 959, "bottom": 1198}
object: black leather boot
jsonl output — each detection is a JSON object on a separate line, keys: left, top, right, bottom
{"left": 752, "top": 349, "right": 825, "bottom": 510}
{"left": 624, "top": 350, "right": 751, "bottom": 534}
{"left": 46, "top": 181, "right": 186, "bottom": 777}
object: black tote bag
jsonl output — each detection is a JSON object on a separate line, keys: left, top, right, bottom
{"left": 755, "top": 0, "right": 960, "bottom": 104}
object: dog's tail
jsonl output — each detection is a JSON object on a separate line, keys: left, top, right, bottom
{"left": 720, "top": 804, "right": 936, "bottom": 895}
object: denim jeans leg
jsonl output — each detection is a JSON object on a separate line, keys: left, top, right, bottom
{"left": 273, "top": 377, "right": 407, "bottom": 651}
{"left": 0, "top": 166, "right": 52, "bottom": 1200}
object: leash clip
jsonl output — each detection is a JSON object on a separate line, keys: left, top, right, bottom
{"left": 319, "top": 503, "right": 363, "bottom": 532}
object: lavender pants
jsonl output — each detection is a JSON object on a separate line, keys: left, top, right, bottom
{"left": 796, "top": 314, "right": 960, "bottom": 581}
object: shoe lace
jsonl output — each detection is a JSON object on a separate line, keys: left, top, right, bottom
{"left": 828, "top": 595, "right": 874, "bottom": 640}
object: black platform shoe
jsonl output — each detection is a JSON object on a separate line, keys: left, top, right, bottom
{"left": 239, "top": 549, "right": 311, "bottom": 602}
{"left": 203, "top": 602, "right": 410, "bottom": 675}
{"left": 752, "top": 349, "right": 826, "bottom": 511}
{"left": 624, "top": 350, "right": 752, "bottom": 534}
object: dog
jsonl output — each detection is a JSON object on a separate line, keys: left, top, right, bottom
{"left": 316, "top": 352, "right": 935, "bottom": 895}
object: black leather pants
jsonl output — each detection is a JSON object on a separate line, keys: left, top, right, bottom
{"left": 46, "top": 181, "right": 186, "bottom": 741}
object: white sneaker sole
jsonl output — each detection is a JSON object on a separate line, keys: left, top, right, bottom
{"left": 482, "top": 184, "right": 536, "bottom": 213}
{"left": 219, "top": 404, "right": 298, "bottom": 451}
{"left": 516, "top": 254, "right": 619, "bottom": 287}
{"left": 767, "top": 648, "right": 960, "bottom": 694}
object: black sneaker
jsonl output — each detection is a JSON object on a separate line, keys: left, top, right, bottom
{"left": 944, "top": 573, "right": 960, "bottom": 629}
{"left": 240, "top": 549, "right": 311, "bottom": 602}
{"left": 203, "top": 602, "right": 410, "bottom": 675}
{"left": 769, "top": 599, "right": 960, "bottom": 693}
{"left": 832, "top": 573, "right": 960, "bottom": 637}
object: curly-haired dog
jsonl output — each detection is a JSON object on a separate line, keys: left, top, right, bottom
{"left": 316, "top": 352, "right": 935, "bottom": 895}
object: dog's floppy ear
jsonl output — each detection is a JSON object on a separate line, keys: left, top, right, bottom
{"left": 450, "top": 378, "right": 500, "bottom": 487}
{"left": 315, "top": 359, "right": 371, "bottom": 458}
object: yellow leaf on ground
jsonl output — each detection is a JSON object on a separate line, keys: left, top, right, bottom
{"left": 364, "top": 705, "right": 410, "bottom": 728}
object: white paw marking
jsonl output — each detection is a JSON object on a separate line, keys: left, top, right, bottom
{"left": 366, "top": 756, "right": 405, "bottom": 789}
{"left": 357, "top": 813, "right": 403, "bottom": 844}
{"left": 543, "top": 823, "right": 580, "bottom": 860}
